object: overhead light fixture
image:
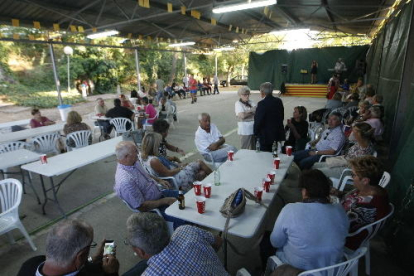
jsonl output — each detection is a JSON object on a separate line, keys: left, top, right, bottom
{"left": 214, "top": 46, "right": 235, "bottom": 51}
{"left": 168, "top": 41, "right": 196, "bottom": 47}
{"left": 87, "top": 30, "right": 119, "bottom": 39}
{"left": 213, "top": 0, "right": 277, "bottom": 14}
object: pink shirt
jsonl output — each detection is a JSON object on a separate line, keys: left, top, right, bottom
{"left": 145, "top": 104, "right": 157, "bottom": 124}
{"left": 30, "top": 117, "right": 51, "bottom": 128}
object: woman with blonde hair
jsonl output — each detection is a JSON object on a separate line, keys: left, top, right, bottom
{"left": 235, "top": 86, "right": 256, "bottom": 149}
{"left": 141, "top": 132, "right": 212, "bottom": 191}
{"left": 63, "top": 111, "right": 91, "bottom": 148}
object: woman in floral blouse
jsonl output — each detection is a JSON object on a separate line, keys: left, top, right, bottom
{"left": 63, "top": 111, "right": 91, "bottom": 148}
{"left": 313, "top": 122, "right": 375, "bottom": 178}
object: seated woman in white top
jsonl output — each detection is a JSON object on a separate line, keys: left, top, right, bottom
{"left": 235, "top": 86, "right": 256, "bottom": 150}
{"left": 141, "top": 132, "right": 212, "bottom": 191}
{"left": 270, "top": 169, "right": 349, "bottom": 271}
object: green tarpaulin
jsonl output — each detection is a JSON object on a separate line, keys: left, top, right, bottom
{"left": 248, "top": 46, "right": 369, "bottom": 90}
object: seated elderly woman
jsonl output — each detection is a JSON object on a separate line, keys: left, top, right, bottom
{"left": 339, "top": 156, "right": 390, "bottom": 250}
{"left": 63, "top": 111, "right": 91, "bottom": 148}
{"left": 30, "top": 108, "right": 55, "bottom": 128}
{"left": 362, "top": 106, "right": 384, "bottom": 140}
{"left": 141, "top": 132, "right": 212, "bottom": 191}
{"left": 269, "top": 169, "right": 349, "bottom": 270}
{"left": 313, "top": 122, "right": 375, "bottom": 179}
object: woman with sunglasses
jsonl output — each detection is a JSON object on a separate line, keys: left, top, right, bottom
{"left": 235, "top": 86, "right": 257, "bottom": 149}
{"left": 313, "top": 122, "right": 375, "bottom": 178}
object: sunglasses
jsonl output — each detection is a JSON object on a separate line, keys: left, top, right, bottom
{"left": 323, "top": 132, "right": 330, "bottom": 140}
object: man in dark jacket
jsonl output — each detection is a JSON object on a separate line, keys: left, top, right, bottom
{"left": 106, "top": 98, "right": 135, "bottom": 131}
{"left": 17, "top": 219, "right": 119, "bottom": 276}
{"left": 254, "top": 82, "right": 285, "bottom": 152}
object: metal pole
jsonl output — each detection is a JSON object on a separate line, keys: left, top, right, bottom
{"left": 184, "top": 53, "right": 188, "bottom": 87}
{"left": 49, "top": 43, "right": 63, "bottom": 106}
{"left": 67, "top": 55, "right": 70, "bottom": 93}
{"left": 215, "top": 54, "right": 218, "bottom": 77}
{"left": 134, "top": 49, "right": 142, "bottom": 92}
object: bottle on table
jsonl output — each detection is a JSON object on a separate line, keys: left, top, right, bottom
{"left": 272, "top": 141, "right": 278, "bottom": 157}
{"left": 256, "top": 138, "right": 260, "bottom": 152}
{"left": 214, "top": 169, "right": 221, "bottom": 186}
{"left": 178, "top": 187, "right": 185, "bottom": 210}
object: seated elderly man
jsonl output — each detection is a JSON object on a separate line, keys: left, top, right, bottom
{"left": 195, "top": 113, "right": 237, "bottom": 163}
{"left": 95, "top": 98, "right": 112, "bottom": 139}
{"left": 293, "top": 112, "right": 345, "bottom": 170}
{"left": 114, "top": 141, "right": 186, "bottom": 229}
{"left": 17, "top": 219, "right": 119, "bottom": 276}
{"left": 124, "top": 213, "right": 228, "bottom": 276}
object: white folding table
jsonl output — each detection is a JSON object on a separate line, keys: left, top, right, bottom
{"left": 21, "top": 136, "right": 122, "bottom": 216}
{"left": 0, "top": 149, "right": 42, "bottom": 204}
{"left": 0, "top": 119, "right": 31, "bottom": 133}
{"left": 166, "top": 149, "right": 294, "bottom": 267}
{"left": 0, "top": 123, "right": 64, "bottom": 144}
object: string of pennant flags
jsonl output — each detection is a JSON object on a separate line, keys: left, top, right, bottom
{"left": 0, "top": 1, "right": 250, "bottom": 45}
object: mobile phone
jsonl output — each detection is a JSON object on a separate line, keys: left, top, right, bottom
{"left": 103, "top": 240, "right": 116, "bottom": 255}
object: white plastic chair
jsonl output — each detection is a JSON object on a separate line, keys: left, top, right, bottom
{"left": 143, "top": 111, "right": 159, "bottom": 131}
{"left": 32, "top": 132, "right": 60, "bottom": 155}
{"left": 65, "top": 130, "right": 92, "bottom": 151}
{"left": 0, "top": 141, "right": 31, "bottom": 153}
{"left": 258, "top": 247, "right": 367, "bottom": 276}
{"left": 0, "top": 179, "right": 37, "bottom": 251}
{"left": 346, "top": 204, "right": 394, "bottom": 275}
{"left": 333, "top": 170, "right": 390, "bottom": 192}
{"left": 318, "top": 143, "right": 345, "bottom": 162}
{"left": 121, "top": 199, "right": 174, "bottom": 235}
{"left": 202, "top": 151, "right": 224, "bottom": 169}
{"left": 110, "top": 118, "right": 134, "bottom": 136}
{"left": 137, "top": 154, "right": 179, "bottom": 190}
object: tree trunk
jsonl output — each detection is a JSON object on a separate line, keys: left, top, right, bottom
{"left": 170, "top": 52, "right": 177, "bottom": 83}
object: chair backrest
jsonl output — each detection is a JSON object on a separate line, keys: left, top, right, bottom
{"left": 298, "top": 247, "right": 367, "bottom": 276}
{"left": 379, "top": 171, "right": 390, "bottom": 188}
{"left": 0, "top": 141, "right": 30, "bottom": 153}
{"left": 122, "top": 199, "right": 139, "bottom": 213}
{"left": 148, "top": 110, "right": 159, "bottom": 121}
{"left": 66, "top": 130, "right": 92, "bottom": 150}
{"left": 170, "top": 104, "right": 176, "bottom": 115}
{"left": 110, "top": 118, "right": 133, "bottom": 133}
{"left": 348, "top": 203, "right": 394, "bottom": 248}
{"left": 0, "top": 179, "right": 22, "bottom": 214}
{"left": 32, "top": 132, "right": 60, "bottom": 154}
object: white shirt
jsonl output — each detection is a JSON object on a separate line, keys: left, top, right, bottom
{"left": 235, "top": 100, "right": 256, "bottom": 135}
{"left": 195, "top": 124, "right": 222, "bottom": 154}
{"left": 316, "top": 125, "right": 345, "bottom": 152}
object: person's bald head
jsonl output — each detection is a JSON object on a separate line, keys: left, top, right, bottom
{"left": 116, "top": 141, "right": 138, "bottom": 166}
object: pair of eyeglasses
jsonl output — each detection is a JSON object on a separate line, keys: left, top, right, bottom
{"left": 323, "top": 132, "right": 330, "bottom": 140}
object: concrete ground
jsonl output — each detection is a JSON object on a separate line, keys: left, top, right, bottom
{"left": 0, "top": 89, "right": 408, "bottom": 276}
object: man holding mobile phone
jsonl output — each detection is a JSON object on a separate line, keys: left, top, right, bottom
{"left": 17, "top": 219, "right": 119, "bottom": 276}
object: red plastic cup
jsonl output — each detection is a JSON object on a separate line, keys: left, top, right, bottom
{"left": 262, "top": 177, "right": 271, "bottom": 193}
{"left": 254, "top": 187, "right": 264, "bottom": 201}
{"left": 137, "top": 106, "right": 141, "bottom": 111}
{"left": 273, "top": 158, "right": 281, "bottom": 169}
{"left": 193, "top": 181, "right": 202, "bottom": 196}
{"left": 227, "top": 150, "right": 234, "bottom": 161}
{"left": 203, "top": 183, "right": 212, "bottom": 198}
{"left": 40, "top": 154, "right": 48, "bottom": 164}
{"left": 196, "top": 196, "right": 206, "bottom": 214}
{"left": 268, "top": 171, "right": 276, "bottom": 184}
{"left": 286, "top": 146, "right": 293, "bottom": 156}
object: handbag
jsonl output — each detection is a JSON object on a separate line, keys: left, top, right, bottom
{"left": 122, "top": 129, "right": 144, "bottom": 145}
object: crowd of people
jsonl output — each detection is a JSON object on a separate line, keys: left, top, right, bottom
{"left": 18, "top": 74, "right": 392, "bottom": 276}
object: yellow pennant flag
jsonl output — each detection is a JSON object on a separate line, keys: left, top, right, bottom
{"left": 78, "top": 26, "right": 84, "bottom": 32}
{"left": 228, "top": 25, "right": 232, "bottom": 31}
{"left": 70, "top": 25, "right": 77, "bottom": 32}
{"left": 144, "top": 0, "right": 150, "bottom": 8}
{"left": 181, "top": 6, "right": 186, "bottom": 15}
{"left": 127, "top": 33, "right": 132, "bottom": 39}
{"left": 236, "top": 27, "right": 239, "bottom": 33}
{"left": 92, "top": 27, "right": 97, "bottom": 33}
{"left": 147, "top": 36, "right": 152, "bottom": 41}
{"left": 33, "top": 21, "right": 41, "bottom": 29}
{"left": 167, "top": 3, "right": 173, "bottom": 12}
{"left": 53, "top": 23, "right": 60, "bottom": 31}
{"left": 264, "top": 7, "right": 269, "bottom": 17}
{"left": 211, "top": 18, "right": 216, "bottom": 25}
{"left": 13, "top": 34, "right": 20, "bottom": 40}
{"left": 138, "top": 0, "right": 144, "bottom": 7}
{"left": 28, "top": 34, "right": 35, "bottom": 40}
{"left": 12, "top": 19, "right": 19, "bottom": 27}
{"left": 191, "top": 10, "right": 201, "bottom": 19}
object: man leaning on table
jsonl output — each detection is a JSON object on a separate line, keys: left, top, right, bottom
{"left": 113, "top": 141, "right": 186, "bottom": 229}
{"left": 195, "top": 113, "right": 238, "bottom": 163}
{"left": 94, "top": 97, "right": 112, "bottom": 139}
{"left": 123, "top": 212, "right": 228, "bottom": 276}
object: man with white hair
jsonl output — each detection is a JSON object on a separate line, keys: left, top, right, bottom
{"left": 124, "top": 213, "right": 228, "bottom": 276}
{"left": 17, "top": 219, "right": 119, "bottom": 276}
{"left": 94, "top": 98, "right": 112, "bottom": 139}
{"left": 254, "top": 82, "right": 285, "bottom": 152}
{"left": 114, "top": 141, "right": 186, "bottom": 229}
{"left": 195, "top": 113, "right": 238, "bottom": 163}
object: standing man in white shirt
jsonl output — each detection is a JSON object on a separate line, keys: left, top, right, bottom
{"left": 213, "top": 75, "right": 220, "bottom": 94}
{"left": 195, "top": 113, "right": 237, "bottom": 163}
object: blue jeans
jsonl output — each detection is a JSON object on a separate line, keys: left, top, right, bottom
{"left": 293, "top": 149, "right": 320, "bottom": 170}
{"left": 159, "top": 190, "right": 187, "bottom": 229}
